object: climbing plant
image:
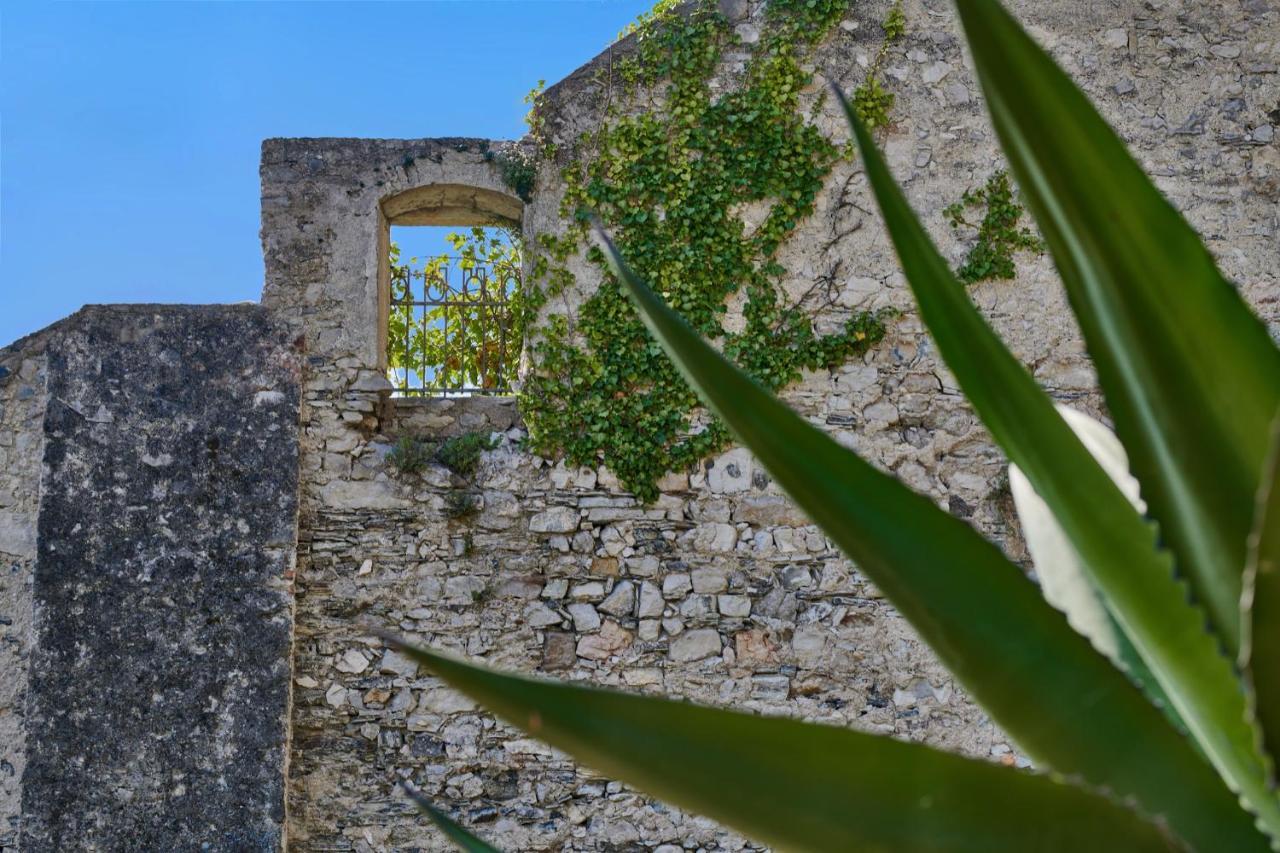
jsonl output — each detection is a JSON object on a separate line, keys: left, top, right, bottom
{"left": 518, "top": 0, "right": 895, "bottom": 501}
{"left": 490, "top": 147, "right": 537, "bottom": 202}
{"left": 943, "top": 169, "right": 1044, "bottom": 284}
{"left": 851, "top": 1, "right": 906, "bottom": 128}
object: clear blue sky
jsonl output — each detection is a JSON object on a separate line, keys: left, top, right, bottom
{"left": 0, "top": 0, "right": 652, "bottom": 346}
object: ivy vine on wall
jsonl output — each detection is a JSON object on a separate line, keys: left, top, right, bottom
{"left": 943, "top": 169, "right": 1044, "bottom": 284}
{"left": 852, "top": 1, "right": 905, "bottom": 128}
{"left": 518, "top": 0, "right": 901, "bottom": 501}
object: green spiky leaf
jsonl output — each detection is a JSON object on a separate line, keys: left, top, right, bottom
{"left": 955, "top": 0, "right": 1280, "bottom": 653}
{"left": 401, "top": 783, "right": 501, "bottom": 852}
{"left": 593, "top": 229, "right": 1266, "bottom": 850}
{"left": 392, "top": 643, "right": 1181, "bottom": 852}
{"left": 1242, "top": 415, "right": 1280, "bottom": 779}
{"left": 1009, "top": 405, "right": 1184, "bottom": 733}
{"left": 838, "top": 80, "right": 1278, "bottom": 843}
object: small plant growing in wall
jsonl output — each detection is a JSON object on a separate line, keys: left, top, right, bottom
{"left": 442, "top": 490, "right": 480, "bottom": 520}
{"left": 387, "top": 431, "right": 496, "bottom": 481}
{"left": 469, "top": 580, "right": 496, "bottom": 606}
{"left": 387, "top": 431, "right": 495, "bottom": 523}
{"left": 387, "top": 435, "right": 436, "bottom": 474}
{"left": 943, "top": 169, "right": 1044, "bottom": 284}
{"left": 435, "top": 431, "right": 498, "bottom": 480}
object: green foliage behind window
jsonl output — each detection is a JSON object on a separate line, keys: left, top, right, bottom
{"left": 387, "top": 227, "right": 524, "bottom": 394}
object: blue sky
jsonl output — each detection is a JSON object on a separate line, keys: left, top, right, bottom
{"left": 0, "top": 0, "right": 652, "bottom": 345}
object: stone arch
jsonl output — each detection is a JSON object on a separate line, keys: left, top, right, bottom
{"left": 381, "top": 183, "right": 523, "bottom": 227}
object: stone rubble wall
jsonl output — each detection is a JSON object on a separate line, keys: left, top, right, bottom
{"left": 272, "top": 0, "right": 1280, "bottom": 848}
{"left": 288, "top": 408, "right": 1002, "bottom": 852}
{"left": 266, "top": 0, "right": 1276, "bottom": 848}
{"left": 0, "top": 1, "right": 1268, "bottom": 850}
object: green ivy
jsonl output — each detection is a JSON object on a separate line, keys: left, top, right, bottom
{"left": 882, "top": 1, "right": 906, "bottom": 40}
{"left": 524, "top": 80, "right": 550, "bottom": 153}
{"left": 851, "top": 1, "right": 905, "bottom": 129}
{"left": 516, "top": 0, "right": 894, "bottom": 502}
{"left": 943, "top": 169, "right": 1045, "bottom": 284}
{"left": 494, "top": 148, "right": 537, "bottom": 202}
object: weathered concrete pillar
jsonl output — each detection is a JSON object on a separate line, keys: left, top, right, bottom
{"left": 2, "top": 305, "right": 301, "bottom": 851}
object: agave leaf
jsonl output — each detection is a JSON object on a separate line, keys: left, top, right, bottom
{"left": 955, "top": 0, "right": 1280, "bottom": 653}
{"left": 1010, "top": 405, "right": 1183, "bottom": 732}
{"left": 392, "top": 643, "right": 1181, "bottom": 852}
{"left": 401, "top": 783, "right": 501, "bottom": 853}
{"left": 593, "top": 231, "right": 1266, "bottom": 849}
{"left": 1242, "top": 415, "right": 1280, "bottom": 779}
{"left": 837, "top": 86, "right": 1279, "bottom": 840}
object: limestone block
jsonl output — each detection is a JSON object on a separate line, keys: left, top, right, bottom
{"left": 530, "top": 507, "right": 579, "bottom": 533}
{"left": 637, "top": 582, "right": 665, "bottom": 619}
{"left": 669, "top": 629, "right": 722, "bottom": 663}
{"left": 598, "top": 581, "right": 635, "bottom": 617}
{"left": 567, "top": 602, "right": 602, "bottom": 632}
{"left": 706, "top": 447, "right": 754, "bottom": 493}
{"left": 576, "top": 621, "right": 633, "bottom": 661}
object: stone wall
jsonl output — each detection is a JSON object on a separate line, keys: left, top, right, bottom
{"left": 0, "top": 0, "right": 1274, "bottom": 850}
{"left": 0, "top": 326, "right": 55, "bottom": 850}
{"left": 265, "top": 0, "right": 1278, "bottom": 850}
{"left": 272, "top": 1, "right": 1280, "bottom": 850}
{"left": 0, "top": 306, "right": 303, "bottom": 852}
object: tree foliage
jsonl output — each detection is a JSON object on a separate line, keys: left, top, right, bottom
{"left": 387, "top": 227, "right": 523, "bottom": 393}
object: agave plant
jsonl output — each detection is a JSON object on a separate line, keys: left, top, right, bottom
{"left": 392, "top": 0, "right": 1280, "bottom": 848}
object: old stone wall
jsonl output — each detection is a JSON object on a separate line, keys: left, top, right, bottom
{"left": 0, "top": 306, "right": 303, "bottom": 852}
{"left": 0, "top": 326, "right": 55, "bottom": 850}
{"left": 270, "top": 1, "right": 1280, "bottom": 850}
{"left": 265, "top": 0, "right": 1276, "bottom": 850}
{"left": 0, "top": 0, "right": 1273, "bottom": 850}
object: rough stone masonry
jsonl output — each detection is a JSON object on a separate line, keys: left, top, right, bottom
{"left": 2, "top": 0, "right": 1278, "bottom": 850}
{"left": 1, "top": 307, "right": 302, "bottom": 852}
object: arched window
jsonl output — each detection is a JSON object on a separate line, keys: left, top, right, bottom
{"left": 378, "top": 185, "right": 523, "bottom": 397}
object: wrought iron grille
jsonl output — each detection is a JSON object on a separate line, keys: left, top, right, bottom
{"left": 387, "top": 254, "right": 521, "bottom": 396}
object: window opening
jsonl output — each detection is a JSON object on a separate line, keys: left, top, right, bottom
{"left": 387, "top": 225, "right": 522, "bottom": 397}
